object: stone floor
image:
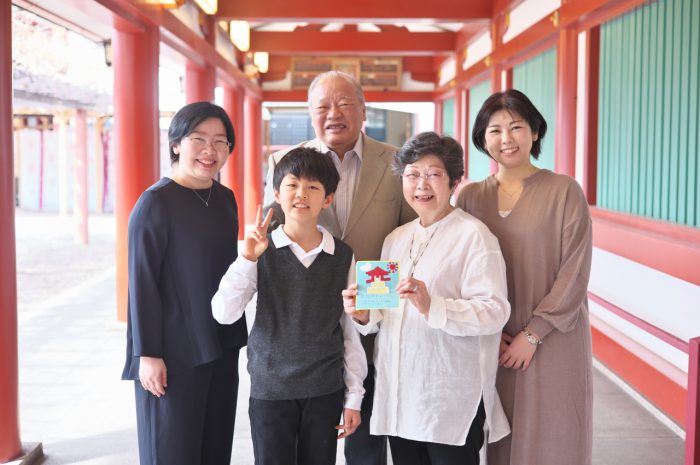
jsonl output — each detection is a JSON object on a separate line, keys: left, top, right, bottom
{"left": 13, "top": 211, "right": 685, "bottom": 465}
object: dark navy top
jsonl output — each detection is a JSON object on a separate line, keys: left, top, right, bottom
{"left": 122, "top": 178, "right": 247, "bottom": 379}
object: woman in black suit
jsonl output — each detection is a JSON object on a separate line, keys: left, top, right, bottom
{"left": 121, "top": 101, "right": 247, "bottom": 465}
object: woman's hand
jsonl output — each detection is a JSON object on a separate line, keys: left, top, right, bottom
{"left": 139, "top": 356, "right": 167, "bottom": 397}
{"left": 342, "top": 284, "right": 369, "bottom": 324}
{"left": 397, "top": 277, "right": 430, "bottom": 315}
{"left": 241, "top": 205, "right": 273, "bottom": 261}
{"left": 499, "top": 331, "right": 537, "bottom": 371}
{"left": 336, "top": 408, "right": 361, "bottom": 439}
{"left": 499, "top": 332, "right": 513, "bottom": 358}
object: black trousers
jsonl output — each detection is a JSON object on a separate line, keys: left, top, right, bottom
{"left": 134, "top": 347, "right": 240, "bottom": 465}
{"left": 344, "top": 365, "right": 387, "bottom": 465}
{"left": 388, "top": 400, "right": 486, "bottom": 465}
{"left": 249, "top": 389, "right": 344, "bottom": 465}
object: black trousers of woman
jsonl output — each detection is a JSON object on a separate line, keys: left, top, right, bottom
{"left": 388, "top": 400, "right": 486, "bottom": 465}
{"left": 134, "top": 347, "right": 240, "bottom": 465}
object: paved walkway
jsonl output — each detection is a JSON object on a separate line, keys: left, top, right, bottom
{"left": 14, "top": 211, "right": 685, "bottom": 465}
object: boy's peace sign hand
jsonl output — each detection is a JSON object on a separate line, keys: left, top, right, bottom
{"left": 241, "top": 205, "right": 273, "bottom": 261}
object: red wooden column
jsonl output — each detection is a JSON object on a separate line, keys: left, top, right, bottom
{"left": 582, "top": 27, "right": 600, "bottom": 204}
{"left": 0, "top": 0, "right": 21, "bottom": 460}
{"left": 555, "top": 27, "right": 578, "bottom": 177}
{"left": 74, "top": 109, "right": 88, "bottom": 244}
{"left": 489, "top": 68, "right": 502, "bottom": 174}
{"left": 687, "top": 336, "right": 700, "bottom": 465}
{"left": 454, "top": 88, "right": 464, "bottom": 145}
{"left": 185, "top": 15, "right": 215, "bottom": 104}
{"left": 243, "top": 95, "right": 262, "bottom": 230}
{"left": 220, "top": 84, "right": 246, "bottom": 239}
{"left": 186, "top": 63, "right": 216, "bottom": 103}
{"left": 114, "top": 20, "right": 160, "bottom": 322}
{"left": 434, "top": 99, "right": 443, "bottom": 135}
{"left": 461, "top": 89, "right": 470, "bottom": 180}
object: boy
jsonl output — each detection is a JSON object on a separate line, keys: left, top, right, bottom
{"left": 211, "top": 147, "right": 366, "bottom": 465}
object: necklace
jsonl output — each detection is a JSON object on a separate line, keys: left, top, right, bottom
{"left": 407, "top": 225, "right": 439, "bottom": 277}
{"left": 498, "top": 183, "right": 523, "bottom": 199}
{"left": 191, "top": 187, "right": 212, "bottom": 207}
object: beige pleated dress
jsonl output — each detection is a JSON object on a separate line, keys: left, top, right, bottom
{"left": 457, "top": 169, "right": 593, "bottom": 465}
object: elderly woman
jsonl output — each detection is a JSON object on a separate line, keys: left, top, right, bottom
{"left": 457, "top": 89, "right": 593, "bottom": 465}
{"left": 343, "top": 132, "right": 511, "bottom": 465}
{"left": 121, "top": 102, "right": 247, "bottom": 465}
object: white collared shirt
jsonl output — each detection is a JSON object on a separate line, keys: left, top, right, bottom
{"left": 355, "top": 209, "right": 511, "bottom": 445}
{"left": 320, "top": 136, "right": 363, "bottom": 234}
{"left": 211, "top": 225, "right": 366, "bottom": 410}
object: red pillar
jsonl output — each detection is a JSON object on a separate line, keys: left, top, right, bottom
{"left": 454, "top": 88, "right": 463, "bottom": 146}
{"left": 220, "top": 84, "right": 246, "bottom": 239}
{"left": 0, "top": 0, "right": 22, "bottom": 460}
{"left": 114, "top": 20, "right": 160, "bottom": 322}
{"left": 185, "top": 14, "right": 215, "bottom": 104}
{"left": 185, "top": 62, "right": 216, "bottom": 104}
{"left": 243, "top": 95, "right": 262, "bottom": 229}
{"left": 583, "top": 27, "right": 600, "bottom": 204}
{"left": 74, "top": 109, "right": 88, "bottom": 244}
{"left": 434, "top": 100, "right": 443, "bottom": 135}
{"left": 555, "top": 27, "right": 578, "bottom": 177}
{"left": 687, "top": 337, "right": 700, "bottom": 465}
{"left": 489, "top": 68, "right": 502, "bottom": 174}
{"left": 461, "top": 90, "right": 470, "bottom": 180}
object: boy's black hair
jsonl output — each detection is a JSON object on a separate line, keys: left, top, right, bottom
{"left": 168, "top": 101, "right": 235, "bottom": 164}
{"left": 273, "top": 147, "right": 340, "bottom": 195}
{"left": 471, "top": 88, "right": 547, "bottom": 160}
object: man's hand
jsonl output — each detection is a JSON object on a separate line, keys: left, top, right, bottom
{"left": 336, "top": 408, "right": 361, "bottom": 439}
{"left": 241, "top": 205, "right": 273, "bottom": 261}
{"left": 139, "top": 356, "right": 167, "bottom": 397}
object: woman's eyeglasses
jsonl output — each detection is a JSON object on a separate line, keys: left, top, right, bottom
{"left": 401, "top": 169, "right": 447, "bottom": 183}
{"left": 185, "top": 136, "right": 232, "bottom": 152}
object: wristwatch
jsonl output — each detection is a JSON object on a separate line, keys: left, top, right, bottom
{"left": 522, "top": 328, "right": 542, "bottom": 346}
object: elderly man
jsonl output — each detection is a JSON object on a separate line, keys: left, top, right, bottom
{"left": 262, "top": 70, "right": 416, "bottom": 465}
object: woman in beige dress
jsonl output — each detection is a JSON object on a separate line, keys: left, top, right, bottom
{"left": 457, "top": 89, "right": 593, "bottom": 465}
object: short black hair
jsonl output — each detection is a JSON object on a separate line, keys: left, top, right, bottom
{"left": 393, "top": 132, "right": 464, "bottom": 188}
{"left": 273, "top": 147, "right": 340, "bottom": 195}
{"left": 168, "top": 101, "right": 235, "bottom": 164}
{"left": 471, "top": 89, "right": 547, "bottom": 159}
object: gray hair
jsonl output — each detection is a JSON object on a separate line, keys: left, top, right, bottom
{"left": 307, "top": 71, "right": 366, "bottom": 106}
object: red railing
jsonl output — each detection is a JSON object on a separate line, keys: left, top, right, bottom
{"left": 588, "top": 292, "right": 699, "bottom": 465}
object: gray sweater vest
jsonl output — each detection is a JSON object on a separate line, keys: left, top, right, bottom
{"left": 249, "top": 237, "right": 353, "bottom": 400}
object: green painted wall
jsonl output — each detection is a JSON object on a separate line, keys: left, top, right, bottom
{"left": 442, "top": 98, "right": 455, "bottom": 137}
{"left": 468, "top": 80, "right": 492, "bottom": 181}
{"left": 598, "top": 0, "right": 699, "bottom": 227}
{"left": 512, "top": 48, "right": 556, "bottom": 171}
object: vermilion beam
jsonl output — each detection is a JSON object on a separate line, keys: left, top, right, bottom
{"left": 251, "top": 31, "right": 456, "bottom": 55}
{"left": 0, "top": 0, "right": 22, "bottom": 460}
{"left": 216, "top": 0, "right": 490, "bottom": 22}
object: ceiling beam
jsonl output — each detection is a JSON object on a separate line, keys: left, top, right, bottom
{"left": 215, "top": 0, "right": 490, "bottom": 22}
{"left": 251, "top": 31, "right": 456, "bottom": 55}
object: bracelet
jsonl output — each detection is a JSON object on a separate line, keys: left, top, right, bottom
{"left": 522, "top": 327, "right": 542, "bottom": 346}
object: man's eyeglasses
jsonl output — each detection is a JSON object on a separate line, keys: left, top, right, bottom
{"left": 185, "top": 136, "right": 232, "bottom": 152}
{"left": 401, "top": 169, "right": 448, "bottom": 183}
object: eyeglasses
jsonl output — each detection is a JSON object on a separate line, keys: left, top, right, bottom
{"left": 185, "top": 136, "right": 232, "bottom": 152}
{"left": 401, "top": 169, "right": 448, "bottom": 183}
